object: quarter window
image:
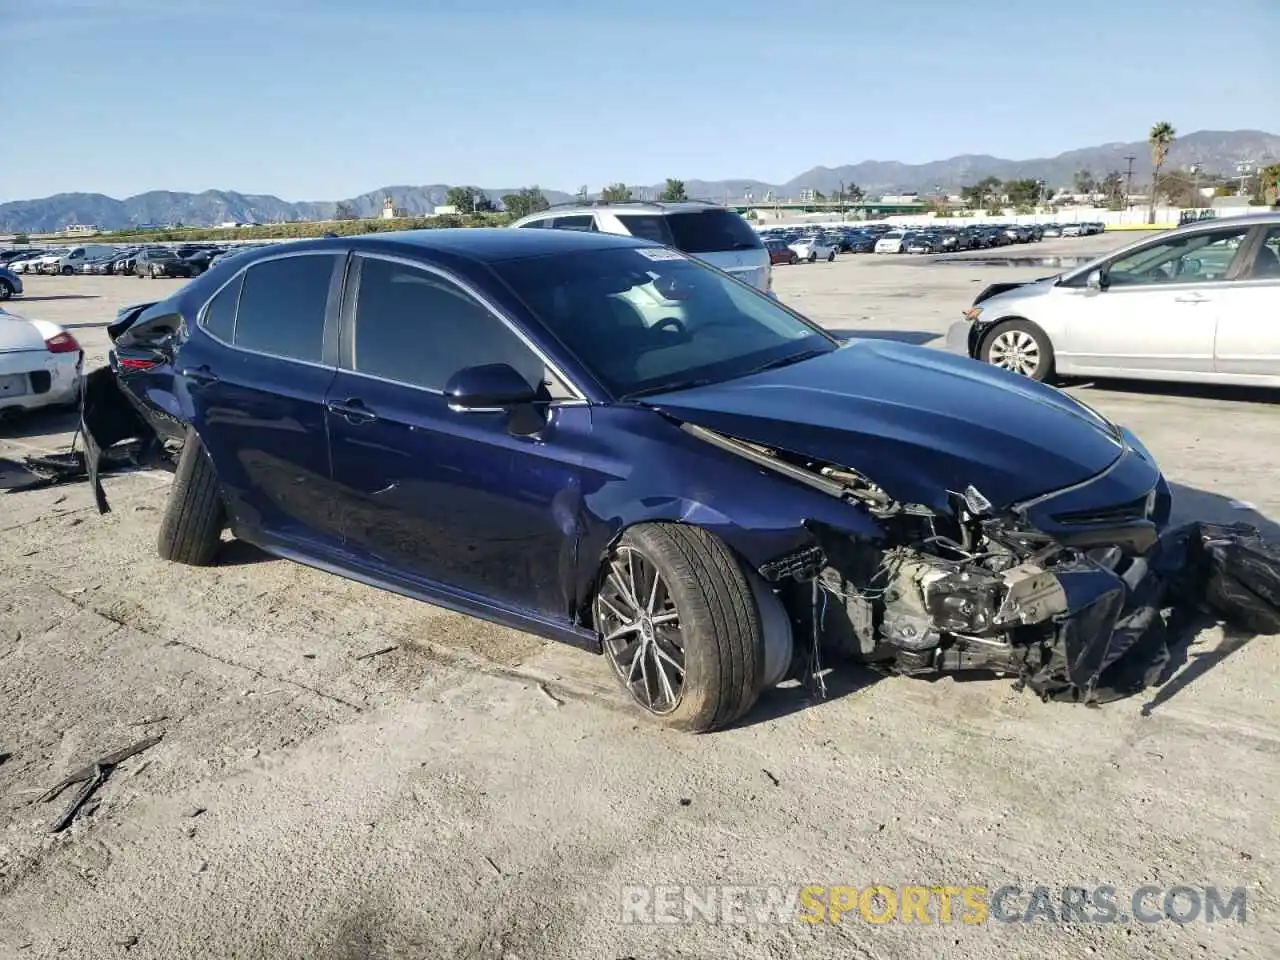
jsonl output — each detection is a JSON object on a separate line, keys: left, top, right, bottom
{"left": 1246, "top": 226, "right": 1280, "bottom": 279}
{"left": 351, "top": 257, "right": 566, "bottom": 396}
{"left": 234, "top": 255, "right": 337, "bottom": 362}
{"left": 202, "top": 275, "right": 240, "bottom": 342}
{"left": 549, "top": 215, "right": 596, "bottom": 232}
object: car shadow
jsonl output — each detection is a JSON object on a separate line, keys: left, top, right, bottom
{"left": 10, "top": 294, "right": 100, "bottom": 303}
{"left": 1069, "top": 378, "right": 1279, "bottom": 407}
{"left": 215, "top": 539, "right": 278, "bottom": 566}
{"left": 0, "top": 407, "right": 79, "bottom": 440}
{"left": 735, "top": 662, "right": 883, "bottom": 727}
{"left": 826, "top": 328, "right": 940, "bottom": 346}
{"left": 1170, "top": 480, "right": 1280, "bottom": 539}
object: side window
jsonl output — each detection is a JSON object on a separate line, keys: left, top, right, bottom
{"left": 1105, "top": 228, "right": 1250, "bottom": 286}
{"left": 351, "top": 257, "right": 568, "bottom": 396}
{"left": 517, "top": 218, "right": 546, "bottom": 229}
{"left": 234, "top": 255, "right": 337, "bottom": 362}
{"left": 549, "top": 215, "right": 596, "bottom": 232}
{"left": 201, "top": 275, "right": 241, "bottom": 342}
{"left": 1245, "top": 226, "right": 1280, "bottom": 279}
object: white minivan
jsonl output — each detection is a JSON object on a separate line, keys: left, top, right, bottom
{"left": 54, "top": 244, "right": 119, "bottom": 275}
{"left": 511, "top": 201, "right": 774, "bottom": 294}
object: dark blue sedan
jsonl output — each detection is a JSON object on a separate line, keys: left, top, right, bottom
{"left": 105, "top": 228, "right": 1171, "bottom": 730}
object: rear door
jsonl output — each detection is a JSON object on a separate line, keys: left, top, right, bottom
{"left": 182, "top": 251, "right": 345, "bottom": 548}
{"left": 325, "top": 253, "right": 585, "bottom": 618}
{"left": 1213, "top": 224, "right": 1280, "bottom": 377}
{"left": 1054, "top": 225, "right": 1252, "bottom": 376}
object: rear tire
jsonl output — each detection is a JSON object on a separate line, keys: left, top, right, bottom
{"left": 61, "top": 265, "right": 74, "bottom": 275}
{"left": 594, "top": 523, "right": 763, "bottom": 733}
{"left": 827, "top": 250, "right": 836, "bottom": 262}
{"left": 0, "top": 280, "right": 12, "bottom": 300}
{"left": 157, "top": 429, "right": 226, "bottom": 565}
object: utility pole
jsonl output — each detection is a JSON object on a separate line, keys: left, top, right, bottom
{"left": 839, "top": 180, "right": 845, "bottom": 220}
{"left": 1188, "top": 163, "right": 1201, "bottom": 209}
{"left": 1123, "top": 156, "right": 1136, "bottom": 210}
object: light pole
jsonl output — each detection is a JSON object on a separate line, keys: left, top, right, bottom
{"left": 1235, "top": 162, "right": 1254, "bottom": 197}
{"left": 1123, "top": 155, "right": 1136, "bottom": 210}
{"left": 839, "top": 180, "right": 845, "bottom": 220}
{"left": 1187, "top": 163, "right": 1201, "bottom": 209}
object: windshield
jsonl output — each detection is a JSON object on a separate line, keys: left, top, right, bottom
{"left": 495, "top": 246, "right": 836, "bottom": 399}
{"left": 616, "top": 210, "right": 762, "bottom": 254}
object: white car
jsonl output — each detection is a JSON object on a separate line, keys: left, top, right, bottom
{"left": 946, "top": 213, "right": 1280, "bottom": 386}
{"left": 875, "top": 231, "right": 907, "bottom": 254}
{"left": 0, "top": 308, "right": 83, "bottom": 414}
{"left": 788, "top": 236, "right": 837, "bottom": 262}
{"left": 1061, "top": 224, "right": 1083, "bottom": 237}
{"left": 27, "top": 251, "right": 69, "bottom": 275}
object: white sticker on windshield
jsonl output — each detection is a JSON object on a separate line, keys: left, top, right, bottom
{"left": 636, "top": 247, "right": 686, "bottom": 261}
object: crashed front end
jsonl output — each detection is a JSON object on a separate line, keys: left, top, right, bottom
{"left": 691, "top": 422, "right": 1258, "bottom": 705}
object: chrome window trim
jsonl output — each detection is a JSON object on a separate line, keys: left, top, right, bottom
{"left": 197, "top": 249, "right": 342, "bottom": 371}
{"left": 346, "top": 251, "right": 588, "bottom": 402}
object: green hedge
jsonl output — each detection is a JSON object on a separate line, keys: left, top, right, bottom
{"left": 98, "top": 213, "right": 515, "bottom": 243}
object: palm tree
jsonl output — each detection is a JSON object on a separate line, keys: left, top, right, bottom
{"left": 1147, "top": 121, "right": 1176, "bottom": 224}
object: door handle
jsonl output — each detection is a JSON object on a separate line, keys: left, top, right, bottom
{"left": 326, "top": 398, "right": 378, "bottom": 425}
{"left": 180, "top": 365, "right": 219, "bottom": 385}
{"left": 1174, "top": 293, "right": 1208, "bottom": 303}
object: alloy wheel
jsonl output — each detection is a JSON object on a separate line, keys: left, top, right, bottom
{"left": 596, "top": 546, "right": 685, "bottom": 715}
{"left": 988, "top": 329, "right": 1041, "bottom": 377}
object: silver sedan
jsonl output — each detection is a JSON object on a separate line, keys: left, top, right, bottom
{"left": 946, "top": 213, "right": 1280, "bottom": 387}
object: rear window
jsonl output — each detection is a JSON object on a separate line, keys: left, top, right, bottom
{"left": 664, "top": 211, "right": 761, "bottom": 253}
{"left": 616, "top": 210, "right": 761, "bottom": 254}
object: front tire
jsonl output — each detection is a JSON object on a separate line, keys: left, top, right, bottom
{"left": 594, "top": 524, "right": 763, "bottom": 733}
{"left": 788, "top": 252, "right": 798, "bottom": 265}
{"left": 157, "top": 429, "right": 226, "bottom": 565}
{"left": 827, "top": 250, "right": 836, "bottom": 262}
{"left": 0, "top": 280, "right": 12, "bottom": 300}
{"left": 982, "top": 318, "right": 1056, "bottom": 382}
{"left": 61, "top": 265, "right": 74, "bottom": 275}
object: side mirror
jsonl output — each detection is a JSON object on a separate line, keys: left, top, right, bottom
{"left": 1085, "top": 269, "right": 1104, "bottom": 292}
{"left": 444, "top": 363, "right": 538, "bottom": 411}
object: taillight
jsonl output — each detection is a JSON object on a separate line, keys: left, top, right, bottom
{"left": 44, "top": 332, "right": 80, "bottom": 354}
{"left": 118, "top": 357, "right": 159, "bottom": 370}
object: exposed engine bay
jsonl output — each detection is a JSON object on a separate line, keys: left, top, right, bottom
{"left": 733, "top": 435, "right": 1280, "bottom": 705}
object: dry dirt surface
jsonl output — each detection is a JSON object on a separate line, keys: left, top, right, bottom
{"left": 1, "top": 239, "right": 1277, "bottom": 959}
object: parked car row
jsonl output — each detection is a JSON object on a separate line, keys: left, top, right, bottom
{"left": 0, "top": 242, "right": 277, "bottom": 280}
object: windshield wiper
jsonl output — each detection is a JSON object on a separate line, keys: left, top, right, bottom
{"left": 742, "top": 348, "right": 829, "bottom": 377}
{"left": 622, "top": 377, "right": 718, "bottom": 400}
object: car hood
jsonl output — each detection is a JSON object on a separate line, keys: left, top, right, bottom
{"left": 641, "top": 339, "right": 1126, "bottom": 511}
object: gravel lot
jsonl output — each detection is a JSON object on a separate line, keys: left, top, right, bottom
{"left": 1, "top": 234, "right": 1276, "bottom": 960}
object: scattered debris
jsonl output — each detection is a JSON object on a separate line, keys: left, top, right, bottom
{"left": 182, "top": 806, "right": 207, "bottom": 819}
{"left": 482, "top": 854, "right": 502, "bottom": 876}
{"left": 111, "top": 934, "right": 139, "bottom": 950}
{"left": 354, "top": 644, "right": 398, "bottom": 661}
{"left": 536, "top": 683, "right": 564, "bottom": 707}
{"left": 38, "top": 736, "right": 163, "bottom": 833}
{"left": 0, "top": 751, "right": 10, "bottom": 767}
{"left": 678, "top": 798, "right": 692, "bottom": 807}
{"left": 762, "top": 769, "right": 781, "bottom": 787}
{"left": 127, "top": 715, "right": 168, "bottom": 726}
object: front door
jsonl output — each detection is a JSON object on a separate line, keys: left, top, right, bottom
{"left": 1055, "top": 225, "right": 1253, "bottom": 376}
{"left": 325, "top": 254, "right": 585, "bottom": 619}
{"left": 183, "top": 252, "right": 344, "bottom": 549}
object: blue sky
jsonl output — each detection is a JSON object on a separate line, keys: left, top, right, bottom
{"left": 6, "top": 0, "right": 1277, "bottom": 202}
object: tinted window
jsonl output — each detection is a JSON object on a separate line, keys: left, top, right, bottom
{"left": 550, "top": 215, "right": 595, "bottom": 232}
{"left": 518, "top": 219, "right": 546, "bottom": 229}
{"left": 202, "top": 274, "right": 240, "bottom": 342}
{"left": 234, "top": 254, "right": 336, "bottom": 362}
{"left": 495, "top": 247, "right": 834, "bottom": 399}
{"left": 1247, "top": 226, "right": 1280, "bottom": 279}
{"left": 661, "top": 210, "right": 762, "bottom": 253}
{"left": 352, "top": 257, "right": 553, "bottom": 393}
{"left": 616, "top": 215, "right": 673, "bottom": 244}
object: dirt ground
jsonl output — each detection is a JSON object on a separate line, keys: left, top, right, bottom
{"left": 1, "top": 235, "right": 1277, "bottom": 959}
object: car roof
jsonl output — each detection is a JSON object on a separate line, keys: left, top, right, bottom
{"left": 217, "top": 227, "right": 657, "bottom": 265}
{"left": 521, "top": 200, "right": 726, "bottom": 219}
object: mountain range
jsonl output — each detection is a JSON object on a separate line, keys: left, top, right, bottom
{"left": 4, "top": 129, "right": 1276, "bottom": 234}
